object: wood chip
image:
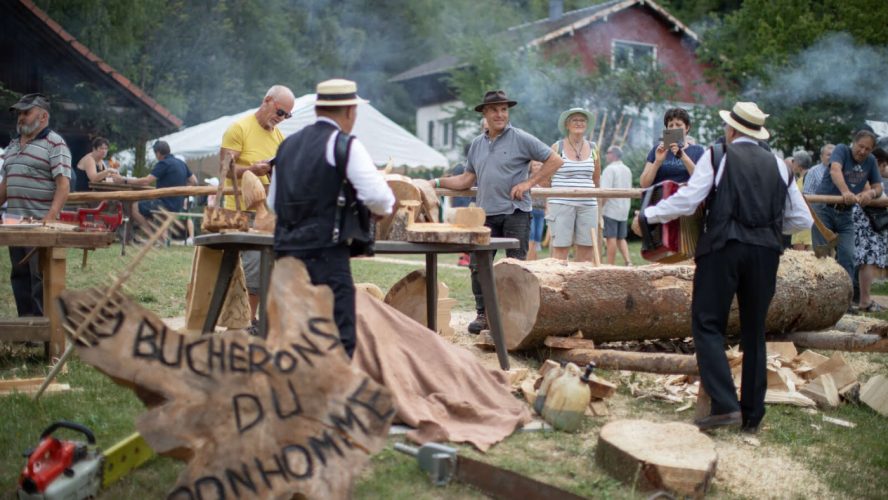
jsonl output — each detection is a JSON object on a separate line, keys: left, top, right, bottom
{"left": 822, "top": 415, "right": 856, "bottom": 428}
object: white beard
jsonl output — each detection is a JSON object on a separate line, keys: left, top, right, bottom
{"left": 17, "top": 116, "right": 41, "bottom": 136}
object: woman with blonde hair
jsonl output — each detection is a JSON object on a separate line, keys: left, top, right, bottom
{"left": 547, "top": 107, "right": 599, "bottom": 261}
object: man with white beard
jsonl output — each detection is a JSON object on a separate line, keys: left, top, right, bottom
{"left": 0, "top": 93, "right": 72, "bottom": 316}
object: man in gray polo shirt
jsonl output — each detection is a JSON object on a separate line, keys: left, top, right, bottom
{"left": 432, "top": 90, "right": 563, "bottom": 333}
{"left": 0, "top": 93, "right": 72, "bottom": 316}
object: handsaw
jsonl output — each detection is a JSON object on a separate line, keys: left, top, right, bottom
{"left": 395, "top": 442, "right": 587, "bottom": 499}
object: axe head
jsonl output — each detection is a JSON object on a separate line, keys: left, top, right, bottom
{"left": 813, "top": 237, "right": 839, "bottom": 258}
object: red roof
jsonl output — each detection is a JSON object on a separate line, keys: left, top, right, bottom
{"left": 19, "top": 0, "right": 183, "bottom": 129}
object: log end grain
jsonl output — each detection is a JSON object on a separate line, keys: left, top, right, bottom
{"left": 596, "top": 419, "right": 717, "bottom": 498}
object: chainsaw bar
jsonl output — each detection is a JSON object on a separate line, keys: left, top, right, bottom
{"left": 455, "top": 455, "right": 588, "bottom": 500}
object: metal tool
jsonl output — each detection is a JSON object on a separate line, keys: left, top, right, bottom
{"left": 18, "top": 421, "right": 102, "bottom": 499}
{"left": 803, "top": 197, "right": 838, "bottom": 257}
{"left": 18, "top": 422, "right": 155, "bottom": 499}
{"left": 395, "top": 442, "right": 587, "bottom": 499}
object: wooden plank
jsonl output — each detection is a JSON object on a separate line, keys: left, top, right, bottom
{"left": 860, "top": 374, "right": 888, "bottom": 417}
{"left": 0, "top": 377, "right": 46, "bottom": 390}
{"left": 41, "top": 247, "right": 67, "bottom": 358}
{"left": 0, "top": 383, "right": 71, "bottom": 396}
{"left": 0, "top": 318, "right": 51, "bottom": 341}
{"left": 0, "top": 229, "right": 115, "bottom": 249}
{"left": 406, "top": 223, "right": 491, "bottom": 245}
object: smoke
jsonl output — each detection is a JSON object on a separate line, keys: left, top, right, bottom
{"left": 747, "top": 33, "right": 888, "bottom": 116}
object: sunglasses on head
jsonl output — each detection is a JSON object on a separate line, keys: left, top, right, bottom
{"left": 275, "top": 108, "right": 292, "bottom": 119}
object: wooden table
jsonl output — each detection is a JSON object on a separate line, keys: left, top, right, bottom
{"left": 88, "top": 182, "right": 153, "bottom": 256}
{"left": 193, "top": 233, "right": 518, "bottom": 370}
{"left": 0, "top": 227, "right": 115, "bottom": 358}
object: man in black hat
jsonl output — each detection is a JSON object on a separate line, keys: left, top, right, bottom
{"left": 431, "top": 90, "right": 564, "bottom": 334}
{"left": 0, "top": 93, "right": 72, "bottom": 316}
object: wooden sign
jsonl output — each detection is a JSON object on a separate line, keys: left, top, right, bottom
{"left": 60, "top": 257, "right": 394, "bottom": 499}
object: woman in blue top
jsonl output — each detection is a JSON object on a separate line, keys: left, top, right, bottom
{"left": 639, "top": 108, "right": 705, "bottom": 187}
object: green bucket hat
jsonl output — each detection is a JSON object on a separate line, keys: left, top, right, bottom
{"left": 557, "top": 108, "right": 594, "bottom": 137}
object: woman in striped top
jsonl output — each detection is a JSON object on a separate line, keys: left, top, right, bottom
{"left": 546, "top": 108, "right": 599, "bottom": 262}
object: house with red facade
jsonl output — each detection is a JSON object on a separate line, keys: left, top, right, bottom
{"left": 392, "top": 0, "right": 721, "bottom": 162}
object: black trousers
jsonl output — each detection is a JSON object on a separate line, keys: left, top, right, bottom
{"left": 692, "top": 240, "right": 779, "bottom": 428}
{"left": 9, "top": 246, "right": 43, "bottom": 316}
{"left": 278, "top": 245, "right": 356, "bottom": 358}
{"left": 470, "top": 210, "right": 530, "bottom": 312}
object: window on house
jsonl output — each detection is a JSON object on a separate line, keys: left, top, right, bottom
{"left": 451, "top": 122, "right": 457, "bottom": 146}
{"left": 612, "top": 40, "right": 656, "bottom": 70}
{"left": 442, "top": 121, "right": 450, "bottom": 146}
{"left": 427, "top": 121, "right": 435, "bottom": 146}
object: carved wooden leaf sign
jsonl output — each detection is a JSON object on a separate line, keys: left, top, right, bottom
{"left": 59, "top": 258, "right": 394, "bottom": 499}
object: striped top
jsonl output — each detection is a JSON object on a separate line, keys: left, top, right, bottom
{"left": 549, "top": 140, "right": 597, "bottom": 206}
{"left": 1, "top": 128, "right": 72, "bottom": 218}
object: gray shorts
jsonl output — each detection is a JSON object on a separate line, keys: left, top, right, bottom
{"left": 546, "top": 203, "right": 597, "bottom": 247}
{"left": 603, "top": 216, "right": 628, "bottom": 239}
{"left": 242, "top": 250, "right": 261, "bottom": 294}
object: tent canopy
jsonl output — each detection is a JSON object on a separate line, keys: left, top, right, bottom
{"left": 146, "top": 94, "right": 447, "bottom": 177}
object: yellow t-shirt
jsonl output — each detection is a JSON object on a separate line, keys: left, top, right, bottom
{"left": 220, "top": 113, "right": 284, "bottom": 210}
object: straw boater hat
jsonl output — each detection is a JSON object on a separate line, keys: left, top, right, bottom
{"left": 474, "top": 90, "right": 518, "bottom": 112}
{"left": 557, "top": 107, "right": 594, "bottom": 137}
{"left": 719, "top": 101, "right": 770, "bottom": 140}
{"left": 315, "top": 79, "right": 368, "bottom": 106}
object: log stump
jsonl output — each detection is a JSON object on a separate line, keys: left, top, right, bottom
{"left": 596, "top": 420, "right": 717, "bottom": 498}
{"left": 495, "top": 250, "right": 850, "bottom": 350}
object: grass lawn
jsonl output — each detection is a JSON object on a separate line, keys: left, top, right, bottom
{"left": 1, "top": 243, "right": 886, "bottom": 498}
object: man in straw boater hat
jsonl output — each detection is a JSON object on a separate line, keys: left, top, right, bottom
{"left": 268, "top": 79, "right": 394, "bottom": 358}
{"left": 430, "top": 90, "right": 564, "bottom": 334}
{"left": 633, "top": 102, "right": 812, "bottom": 433}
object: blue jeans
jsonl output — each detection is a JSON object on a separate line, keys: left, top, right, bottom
{"left": 529, "top": 208, "right": 545, "bottom": 242}
{"left": 812, "top": 204, "right": 856, "bottom": 283}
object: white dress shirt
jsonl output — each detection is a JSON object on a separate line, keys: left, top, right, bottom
{"left": 643, "top": 137, "right": 813, "bottom": 234}
{"left": 267, "top": 117, "right": 394, "bottom": 216}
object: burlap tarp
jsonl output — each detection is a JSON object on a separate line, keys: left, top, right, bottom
{"left": 353, "top": 293, "right": 533, "bottom": 451}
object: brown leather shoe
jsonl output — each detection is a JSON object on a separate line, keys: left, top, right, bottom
{"left": 694, "top": 411, "right": 742, "bottom": 430}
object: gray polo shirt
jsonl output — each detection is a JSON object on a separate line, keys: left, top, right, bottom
{"left": 466, "top": 124, "right": 552, "bottom": 216}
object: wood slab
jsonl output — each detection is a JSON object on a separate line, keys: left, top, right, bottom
{"left": 453, "top": 207, "right": 486, "bottom": 228}
{"left": 860, "top": 374, "right": 888, "bottom": 417}
{"left": 596, "top": 419, "right": 717, "bottom": 498}
{"left": 0, "top": 228, "right": 115, "bottom": 249}
{"left": 405, "top": 223, "right": 491, "bottom": 245}
{"left": 60, "top": 257, "right": 394, "bottom": 498}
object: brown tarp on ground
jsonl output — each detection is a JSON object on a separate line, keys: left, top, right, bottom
{"left": 353, "top": 293, "right": 533, "bottom": 451}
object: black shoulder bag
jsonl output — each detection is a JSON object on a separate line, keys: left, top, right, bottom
{"left": 332, "top": 132, "right": 375, "bottom": 256}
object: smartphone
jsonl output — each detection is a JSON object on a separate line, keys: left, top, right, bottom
{"left": 662, "top": 128, "right": 685, "bottom": 147}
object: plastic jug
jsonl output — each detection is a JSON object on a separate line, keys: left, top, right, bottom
{"left": 542, "top": 363, "right": 593, "bottom": 432}
{"left": 533, "top": 363, "right": 564, "bottom": 415}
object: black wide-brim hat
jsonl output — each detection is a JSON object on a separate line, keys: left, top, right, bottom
{"left": 474, "top": 90, "right": 518, "bottom": 112}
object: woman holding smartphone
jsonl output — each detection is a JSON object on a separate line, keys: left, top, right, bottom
{"left": 639, "top": 108, "right": 705, "bottom": 187}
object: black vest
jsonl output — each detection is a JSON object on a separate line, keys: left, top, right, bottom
{"left": 695, "top": 142, "right": 789, "bottom": 257}
{"left": 274, "top": 121, "right": 363, "bottom": 253}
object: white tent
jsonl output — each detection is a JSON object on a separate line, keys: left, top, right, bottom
{"left": 145, "top": 94, "right": 447, "bottom": 177}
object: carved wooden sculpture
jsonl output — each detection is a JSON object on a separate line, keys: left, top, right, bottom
{"left": 59, "top": 258, "right": 394, "bottom": 499}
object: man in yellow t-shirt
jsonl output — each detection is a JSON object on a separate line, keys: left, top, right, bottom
{"left": 219, "top": 84, "right": 295, "bottom": 329}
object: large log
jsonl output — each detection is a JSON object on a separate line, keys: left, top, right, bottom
{"left": 596, "top": 420, "right": 717, "bottom": 498}
{"left": 495, "top": 250, "right": 850, "bottom": 350}
{"left": 768, "top": 330, "right": 888, "bottom": 352}
{"left": 68, "top": 185, "right": 227, "bottom": 203}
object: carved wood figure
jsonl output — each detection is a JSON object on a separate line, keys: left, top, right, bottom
{"left": 59, "top": 258, "right": 394, "bottom": 499}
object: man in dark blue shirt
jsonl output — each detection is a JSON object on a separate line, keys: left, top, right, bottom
{"left": 813, "top": 129, "right": 882, "bottom": 284}
{"left": 126, "top": 140, "right": 197, "bottom": 233}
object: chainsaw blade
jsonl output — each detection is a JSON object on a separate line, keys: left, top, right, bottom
{"left": 454, "top": 455, "right": 587, "bottom": 500}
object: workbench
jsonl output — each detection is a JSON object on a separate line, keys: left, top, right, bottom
{"left": 0, "top": 227, "right": 115, "bottom": 358}
{"left": 193, "top": 233, "right": 518, "bottom": 370}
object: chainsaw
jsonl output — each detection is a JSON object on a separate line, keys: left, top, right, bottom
{"left": 58, "top": 201, "right": 123, "bottom": 232}
{"left": 18, "top": 421, "right": 154, "bottom": 499}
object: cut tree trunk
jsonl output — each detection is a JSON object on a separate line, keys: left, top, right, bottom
{"left": 596, "top": 420, "right": 717, "bottom": 498}
{"left": 496, "top": 250, "right": 850, "bottom": 350}
{"left": 406, "top": 223, "right": 491, "bottom": 245}
{"left": 767, "top": 330, "right": 888, "bottom": 352}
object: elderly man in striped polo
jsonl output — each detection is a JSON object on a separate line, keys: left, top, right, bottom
{"left": 0, "top": 93, "right": 72, "bottom": 317}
